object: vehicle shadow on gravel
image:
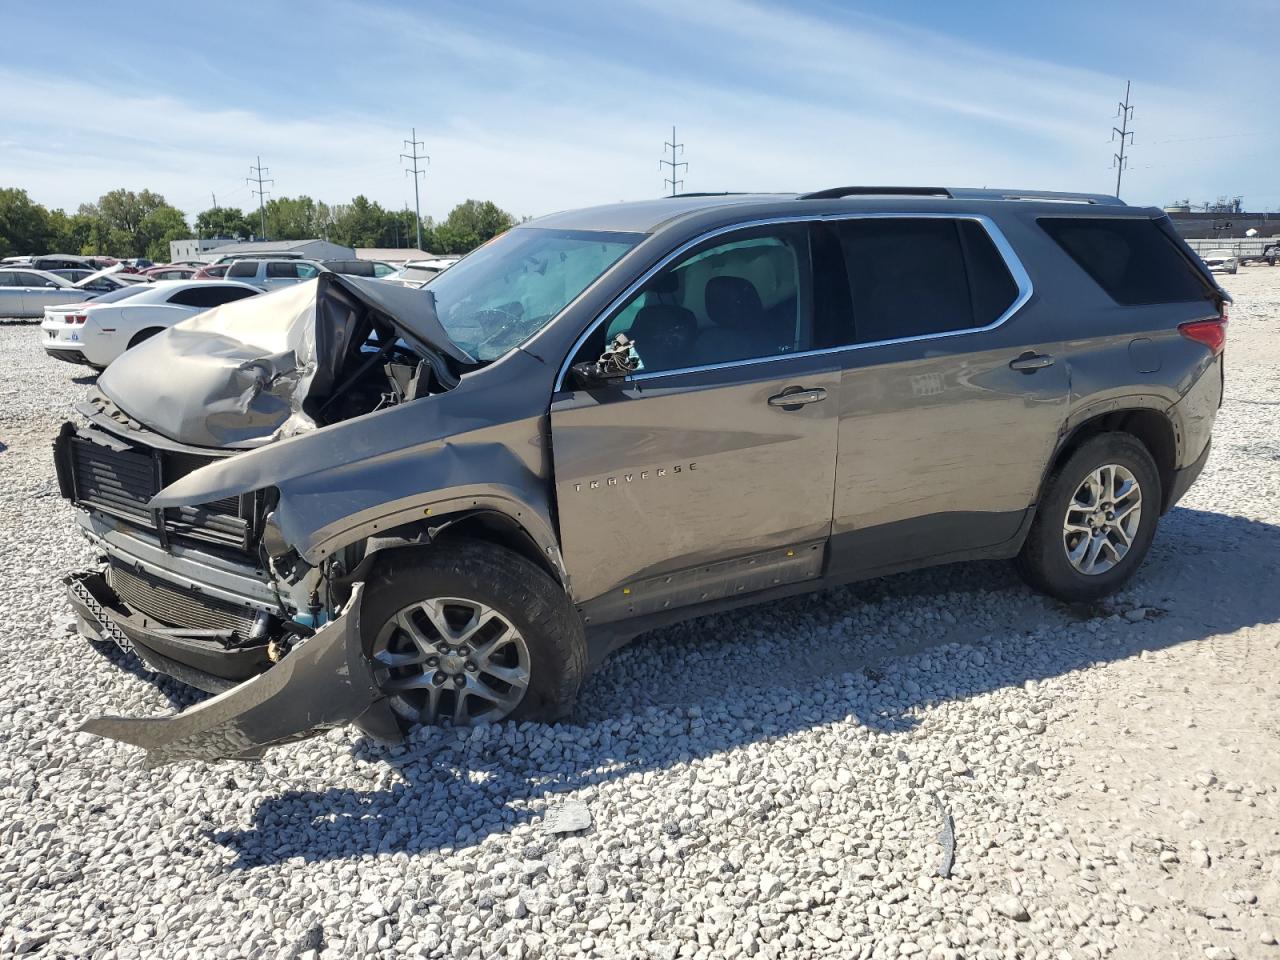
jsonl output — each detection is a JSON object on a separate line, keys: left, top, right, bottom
{"left": 212, "top": 505, "right": 1280, "bottom": 866}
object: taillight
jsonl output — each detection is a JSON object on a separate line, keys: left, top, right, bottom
{"left": 66, "top": 314, "right": 87, "bottom": 325}
{"left": 1179, "top": 303, "right": 1227, "bottom": 356}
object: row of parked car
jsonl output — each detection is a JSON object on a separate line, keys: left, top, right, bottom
{"left": 3, "top": 251, "right": 461, "bottom": 371}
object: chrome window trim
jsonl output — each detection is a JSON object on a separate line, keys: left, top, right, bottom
{"left": 554, "top": 212, "right": 1034, "bottom": 391}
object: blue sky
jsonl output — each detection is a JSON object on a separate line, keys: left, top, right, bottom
{"left": 5, "top": 0, "right": 1277, "bottom": 222}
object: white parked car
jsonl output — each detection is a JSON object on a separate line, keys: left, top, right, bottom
{"left": 1202, "top": 249, "right": 1238, "bottom": 275}
{"left": 0, "top": 267, "right": 95, "bottom": 318}
{"left": 382, "top": 257, "right": 460, "bottom": 288}
{"left": 42, "top": 280, "right": 260, "bottom": 370}
{"left": 222, "top": 258, "right": 324, "bottom": 290}
{"left": 74, "top": 266, "right": 152, "bottom": 296}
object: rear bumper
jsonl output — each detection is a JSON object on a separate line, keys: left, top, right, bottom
{"left": 1166, "top": 437, "right": 1211, "bottom": 512}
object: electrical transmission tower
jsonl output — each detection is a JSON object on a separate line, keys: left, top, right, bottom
{"left": 247, "top": 156, "right": 273, "bottom": 239}
{"left": 401, "top": 128, "right": 429, "bottom": 251}
{"left": 1111, "top": 81, "right": 1135, "bottom": 199}
{"left": 660, "top": 126, "right": 687, "bottom": 197}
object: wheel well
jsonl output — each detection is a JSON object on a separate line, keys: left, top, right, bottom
{"left": 351, "top": 510, "right": 562, "bottom": 586}
{"left": 432, "top": 512, "right": 562, "bottom": 583}
{"left": 1046, "top": 409, "right": 1178, "bottom": 511}
{"left": 127, "top": 327, "right": 164, "bottom": 349}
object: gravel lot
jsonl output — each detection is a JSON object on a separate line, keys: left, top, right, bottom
{"left": 1, "top": 271, "right": 1278, "bottom": 960}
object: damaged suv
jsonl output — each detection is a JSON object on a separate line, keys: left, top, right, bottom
{"left": 56, "top": 187, "right": 1227, "bottom": 765}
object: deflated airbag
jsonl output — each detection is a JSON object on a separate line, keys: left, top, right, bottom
{"left": 95, "top": 273, "right": 473, "bottom": 448}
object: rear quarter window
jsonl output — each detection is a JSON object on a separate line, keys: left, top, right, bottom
{"left": 1038, "top": 217, "right": 1210, "bottom": 305}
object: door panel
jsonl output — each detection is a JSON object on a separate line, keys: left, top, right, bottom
{"left": 551, "top": 354, "right": 840, "bottom": 616}
{"left": 830, "top": 334, "right": 1069, "bottom": 575}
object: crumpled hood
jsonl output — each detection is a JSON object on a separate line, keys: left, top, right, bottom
{"left": 96, "top": 273, "right": 473, "bottom": 448}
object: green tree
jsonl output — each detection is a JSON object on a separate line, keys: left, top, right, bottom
{"left": 45, "top": 208, "right": 97, "bottom": 255}
{"left": 262, "top": 196, "right": 321, "bottom": 240}
{"left": 432, "top": 199, "right": 516, "bottom": 254}
{"left": 196, "top": 206, "right": 252, "bottom": 239}
{"left": 142, "top": 206, "right": 192, "bottom": 261}
{"left": 0, "top": 188, "right": 52, "bottom": 256}
{"left": 328, "top": 195, "right": 392, "bottom": 248}
{"left": 81, "top": 189, "right": 190, "bottom": 258}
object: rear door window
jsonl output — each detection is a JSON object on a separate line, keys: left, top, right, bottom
{"left": 228, "top": 261, "right": 258, "bottom": 279}
{"left": 813, "top": 217, "right": 1019, "bottom": 347}
{"left": 1038, "top": 217, "right": 1211, "bottom": 305}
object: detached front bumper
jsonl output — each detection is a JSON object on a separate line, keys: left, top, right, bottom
{"left": 70, "top": 574, "right": 401, "bottom": 765}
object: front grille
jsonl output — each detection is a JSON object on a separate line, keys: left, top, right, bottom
{"left": 108, "top": 562, "right": 257, "bottom": 637}
{"left": 65, "top": 434, "right": 258, "bottom": 552}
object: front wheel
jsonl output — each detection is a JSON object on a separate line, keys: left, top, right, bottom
{"left": 360, "top": 539, "right": 586, "bottom": 729}
{"left": 1016, "top": 433, "right": 1161, "bottom": 602}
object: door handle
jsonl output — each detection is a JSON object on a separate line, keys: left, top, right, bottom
{"left": 768, "top": 386, "right": 827, "bottom": 408}
{"left": 1009, "top": 352, "right": 1055, "bottom": 372}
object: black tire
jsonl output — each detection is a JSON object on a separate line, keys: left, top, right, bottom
{"left": 127, "top": 327, "right": 164, "bottom": 349}
{"left": 1016, "top": 432, "right": 1162, "bottom": 603}
{"left": 361, "top": 539, "right": 586, "bottom": 728}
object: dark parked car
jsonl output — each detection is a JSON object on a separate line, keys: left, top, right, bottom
{"left": 56, "top": 186, "right": 1227, "bottom": 764}
{"left": 321, "top": 258, "right": 398, "bottom": 278}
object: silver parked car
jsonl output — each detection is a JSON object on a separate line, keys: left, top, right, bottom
{"left": 0, "top": 267, "right": 93, "bottom": 318}
{"left": 56, "top": 187, "right": 1227, "bottom": 765}
{"left": 222, "top": 257, "right": 324, "bottom": 290}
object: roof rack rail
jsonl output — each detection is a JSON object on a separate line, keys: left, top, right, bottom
{"left": 947, "top": 187, "right": 1126, "bottom": 206}
{"left": 797, "top": 186, "right": 952, "bottom": 200}
{"left": 796, "top": 186, "right": 1127, "bottom": 206}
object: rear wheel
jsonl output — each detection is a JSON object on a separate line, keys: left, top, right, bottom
{"left": 1016, "top": 433, "right": 1161, "bottom": 602}
{"left": 361, "top": 540, "right": 586, "bottom": 728}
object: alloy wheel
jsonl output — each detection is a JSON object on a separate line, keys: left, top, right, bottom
{"left": 1061, "top": 463, "right": 1143, "bottom": 576}
{"left": 369, "top": 597, "right": 531, "bottom": 725}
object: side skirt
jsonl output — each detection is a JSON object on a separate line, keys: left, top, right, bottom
{"left": 582, "top": 508, "right": 1035, "bottom": 670}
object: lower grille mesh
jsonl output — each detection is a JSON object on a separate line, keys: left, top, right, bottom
{"left": 108, "top": 564, "right": 256, "bottom": 637}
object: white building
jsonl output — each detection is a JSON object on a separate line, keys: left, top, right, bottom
{"left": 355, "top": 247, "right": 434, "bottom": 264}
{"left": 168, "top": 236, "right": 238, "bottom": 261}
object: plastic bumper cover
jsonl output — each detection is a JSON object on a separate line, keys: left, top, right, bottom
{"left": 71, "top": 574, "right": 402, "bottom": 765}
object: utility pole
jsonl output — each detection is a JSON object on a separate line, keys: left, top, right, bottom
{"left": 1111, "top": 81, "right": 1135, "bottom": 199}
{"left": 401, "top": 128, "right": 428, "bottom": 251}
{"left": 660, "top": 125, "right": 687, "bottom": 197}
{"left": 247, "top": 156, "right": 273, "bottom": 239}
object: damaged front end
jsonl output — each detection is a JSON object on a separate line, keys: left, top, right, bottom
{"left": 57, "top": 274, "right": 553, "bottom": 764}
{"left": 75, "top": 583, "right": 400, "bottom": 767}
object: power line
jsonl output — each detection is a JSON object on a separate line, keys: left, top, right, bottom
{"left": 247, "top": 156, "right": 273, "bottom": 239}
{"left": 1111, "top": 81, "right": 1134, "bottom": 199}
{"left": 401, "top": 128, "right": 429, "bottom": 251}
{"left": 660, "top": 125, "right": 687, "bottom": 197}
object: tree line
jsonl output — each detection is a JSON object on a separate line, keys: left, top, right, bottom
{"left": 0, "top": 187, "right": 519, "bottom": 261}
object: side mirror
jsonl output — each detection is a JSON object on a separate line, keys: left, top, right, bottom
{"left": 570, "top": 332, "right": 641, "bottom": 388}
{"left": 570, "top": 360, "right": 626, "bottom": 387}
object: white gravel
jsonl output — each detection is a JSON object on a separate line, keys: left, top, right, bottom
{"left": 1, "top": 271, "right": 1278, "bottom": 960}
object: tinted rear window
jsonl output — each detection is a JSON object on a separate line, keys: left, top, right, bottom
{"left": 814, "top": 218, "right": 1019, "bottom": 347}
{"left": 1038, "top": 217, "right": 1210, "bottom": 305}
